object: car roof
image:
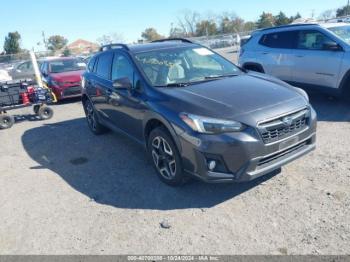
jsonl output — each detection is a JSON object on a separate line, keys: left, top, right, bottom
{"left": 43, "top": 57, "right": 79, "bottom": 62}
{"left": 255, "top": 22, "right": 349, "bottom": 35}
{"left": 319, "top": 22, "right": 349, "bottom": 28}
{"left": 100, "top": 41, "right": 200, "bottom": 54}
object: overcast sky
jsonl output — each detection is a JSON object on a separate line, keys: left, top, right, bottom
{"left": 0, "top": 0, "right": 347, "bottom": 51}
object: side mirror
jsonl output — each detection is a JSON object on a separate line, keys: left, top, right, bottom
{"left": 113, "top": 77, "right": 132, "bottom": 90}
{"left": 323, "top": 41, "right": 342, "bottom": 51}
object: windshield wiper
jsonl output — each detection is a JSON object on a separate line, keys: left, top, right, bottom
{"left": 155, "top": 82, "right": 191, "bottom": 88}
{"left": 204, "top": 73, "right": 239, "bottom": 80}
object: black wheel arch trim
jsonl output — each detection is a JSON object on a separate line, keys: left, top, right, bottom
{"left": 242, "top": 62, "right": 265, "bottom": 73}
{"left": 339, "top": 69, "right": 350, "bottom": 92}
{"left": 143, "top": 112, "right": 183, "bottom": 154}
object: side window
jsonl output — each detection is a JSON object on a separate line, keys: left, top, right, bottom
{"left": 259, "top": 31, "right": 297, "bottom": 49}
{"left": 18, "top": 62, "right": 29, "bottom": 71}
{"left": 88, "top": 56, "right": 97, "bottom": 72}
{"left": 111, "top": 53, "right": 134, "bottom": 82}
{"left": 297, "top": 30, "right": 333, "bottom": 50}
{"left": 96, "top": 52, "right": 113, "bottom": 79}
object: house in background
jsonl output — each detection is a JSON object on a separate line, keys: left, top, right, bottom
{"left": 66, "top": 39, "right": 99, "bottom": 55}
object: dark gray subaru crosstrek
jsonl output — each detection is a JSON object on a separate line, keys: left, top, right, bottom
{"left": 81, "top": 38, "right": 317, "bottom": 186}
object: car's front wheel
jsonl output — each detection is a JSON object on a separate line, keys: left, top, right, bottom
{"left": 148, "top": 127, "right": 188, "bottom": 186}
{"left": 83, "top": 99, "right": 108, "bottom": 135}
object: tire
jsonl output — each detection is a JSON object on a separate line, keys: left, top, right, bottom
{"left": 33, "top": 105, "right": 40, "bottom": 115}
{"left": 0, "top": 114, "right": 15, "bottom": 129}
{"left": 37, "top": 106, "right": 54, "bottom": 120}
{"left": 147, "top": 127, "right": 188, "bottom": 186}
{"left": 83, "top": 99, "right": 108, "bottom": 135}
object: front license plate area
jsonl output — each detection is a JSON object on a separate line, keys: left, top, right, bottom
{"left": 279, "top": 136, "right": 299, "bottom": 151}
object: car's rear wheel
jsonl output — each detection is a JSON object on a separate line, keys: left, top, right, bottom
{"left": 83, "top": 99, "right": 108, "bottom": 135}
{"left": 148, "top": 127, "right": 187, "bottom": 186}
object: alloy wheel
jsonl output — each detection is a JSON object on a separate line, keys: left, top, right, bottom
{"left": 85, "top": 102, "right": 96, "bottom": 131}
{"left": 151, "top": 136, "right": 177, "bottom": 180}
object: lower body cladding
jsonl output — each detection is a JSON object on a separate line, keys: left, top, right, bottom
{"left": 51, "top": 85, "right": 82, "bottom": 100}
{"left": 177, "top": 111, "right": 317, "bottom": 183}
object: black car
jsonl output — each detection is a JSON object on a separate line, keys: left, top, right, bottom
{"left": 82, "top": 38, "right": 317, "bottom": 186}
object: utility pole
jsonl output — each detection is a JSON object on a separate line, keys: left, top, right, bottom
{"left": 347, "top": 0, "right": 350, "bottom": 16}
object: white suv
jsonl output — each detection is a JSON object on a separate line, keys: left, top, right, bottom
{"left": 239, "top": 23, "right": 350, "bottom": 98}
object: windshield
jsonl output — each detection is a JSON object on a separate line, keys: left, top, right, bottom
{"left": 329, "top": 25, "right": 350, "bottom": 44}
{"left": 49, "top": 59, "right": 86, "bottom": 73}
{"left": 134, "top": 47, "right": 241, "bottom": 87}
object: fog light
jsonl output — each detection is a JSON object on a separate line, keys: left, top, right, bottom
{"left": 208, "top": 160, "right": 217, "bottom": 171}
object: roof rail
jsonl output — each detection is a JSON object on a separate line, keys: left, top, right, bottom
{"left": 151, "top": 38, "right": 194, "bottom": 44}
{"left": 99, "top": 43, "right": 130, "bottom": 52}
{"left": 259, "top": 23, "right": 319, "bottom": 31}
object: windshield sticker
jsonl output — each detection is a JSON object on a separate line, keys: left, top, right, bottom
{"left": 193, "top": 48, "right": 214, "bottom": 56}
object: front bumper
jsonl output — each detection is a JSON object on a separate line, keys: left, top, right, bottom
{"left": 50, "top": 85, "right": 82, "bottom": 100}
{"left": 177, "top": 108, "right": 317, "bottom": 183}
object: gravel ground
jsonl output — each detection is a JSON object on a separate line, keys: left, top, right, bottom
{"left": 0, "top": 90, "right": 350, "bottom": 254}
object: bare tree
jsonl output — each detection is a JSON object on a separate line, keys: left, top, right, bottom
{"left": 177, "top": 10, "right": 201, "bottom": 37}
{"left": 319, "top": 9, "right": 336, "bottom": 20}
{"left": 97, "top": 33, "right": 125, "bottom": 45}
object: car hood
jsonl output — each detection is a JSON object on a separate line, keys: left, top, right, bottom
{"left": 158, "top": 73, "right": 309, "bottom": 125}
{"left": 50, "top": 70, "right": 84, "bottom": 82}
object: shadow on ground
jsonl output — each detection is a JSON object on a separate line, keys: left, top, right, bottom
{"left": 307, "top": 92, "right": 350, "bottom": 122}
{"left": 20, "top": 93, "right": 349, "bottom": 210}
{"left": 21, "top": 118, "right": 277, "bottom": 210}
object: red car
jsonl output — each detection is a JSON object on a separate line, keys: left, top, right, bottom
{"left": 40, "top": 58, "right": 86, "bottom": 100}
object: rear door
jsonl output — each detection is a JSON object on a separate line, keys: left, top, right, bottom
{"left": 91, "top": 51, "right": 114, "bottom": 121}
{"left": 292, "top": 30, "right": 344, "bottom": 89}
{"left": 258, "top": 30, "right": 297, "bottom": 82}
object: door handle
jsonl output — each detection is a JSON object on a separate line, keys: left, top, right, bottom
{"left": 296, "top": 55, "right": 304, "bottom": 58}
{"left": 262, "top": 52, "right": 269, "bottom": 55}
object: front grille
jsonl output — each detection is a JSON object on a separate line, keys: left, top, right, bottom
{"left": 63, "top": 86, "right": 81, "bottom": 96}
{"left": 258, "top": 108, "right": 309, "bottom": 144}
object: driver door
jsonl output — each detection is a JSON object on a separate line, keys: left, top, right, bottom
{"left": 292, "top": 30, "right": 344, "bottom": 89}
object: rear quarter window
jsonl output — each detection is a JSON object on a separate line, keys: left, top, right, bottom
{"left": 88, "top": 56, "right": 97, "bottom": 72}
{"left": 259, "top": 31, "right": 297, "bottom": 49}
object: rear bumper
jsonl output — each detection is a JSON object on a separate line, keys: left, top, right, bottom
{"left": 178, "top": 108, "right": 317, "bottom": 183}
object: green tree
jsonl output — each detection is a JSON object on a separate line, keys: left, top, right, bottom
{"left": 3, "top": 31, "right": 21, "bottom": 54}
{"left": 196, "top": 20, "right": 218, "bottom": 36}
{"left": 141, "top": 28, "right": 164, "bottom": 41}
{"left": 243, "top": 21, "right": 257, "bottom": 32}
{"left": 62, "top": 48, "right": 71, "bottom": 57}
{"left": 274, "top": 11, "right": 291, "bottom": 26}
{"left": 337, "top": 5, "right": 350, "bottom": 17}
{"left": 256, "top": 12, "right": 275, "bottom": 29}
{"left": 47, "top": 35, "right": 68, "bottom": 51}
{"left": 220, "top": 16, "right": 245, "bottom": 34}
{"left": 290, "top": 12, "right": 302, "bottom": 22}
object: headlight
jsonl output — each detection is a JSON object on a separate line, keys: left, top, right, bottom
{"left": 180, "top": 113, "right": 244, "bottom": 134}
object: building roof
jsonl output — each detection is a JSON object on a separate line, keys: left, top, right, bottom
{"left": 67, "top": 39, "right": 99, "bottom": 49}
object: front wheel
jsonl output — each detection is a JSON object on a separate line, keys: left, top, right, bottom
{"left": 147, "top": 127, "right": 188, "bottom": 186}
